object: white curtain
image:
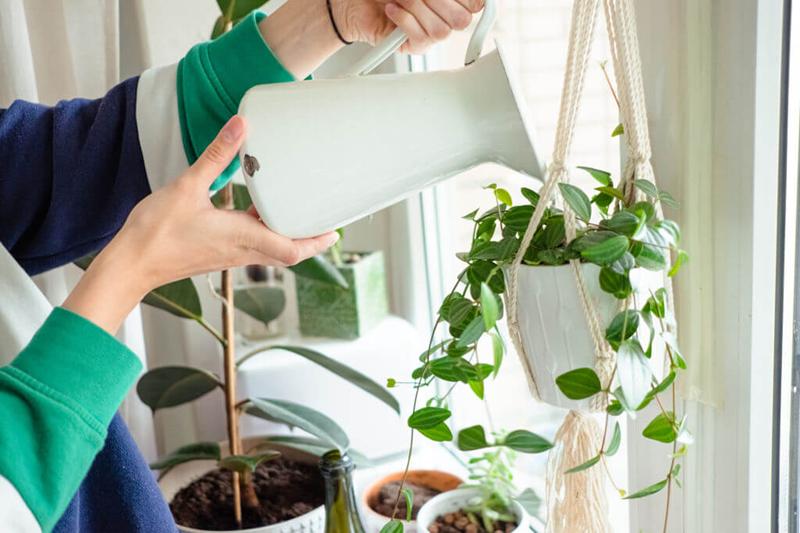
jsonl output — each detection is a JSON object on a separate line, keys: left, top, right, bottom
{"left": 0, "top": 0, "right": 225, "bottom": 460}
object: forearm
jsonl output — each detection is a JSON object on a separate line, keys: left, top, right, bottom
{"left": 258, "top": 0, "right": 345, "bottom": 80}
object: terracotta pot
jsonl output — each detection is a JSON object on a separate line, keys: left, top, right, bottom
{"left": 158, "top": 439, "right": 325, "bottom": 533}
{"left": 415, "top": 488, "right": 528, "bottom": 533}
{"left": 361, "top": 470, "right": 463, "bottom": 532}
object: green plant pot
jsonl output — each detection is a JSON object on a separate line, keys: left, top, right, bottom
{"left": 295, "top": 251, "right": 388, "bottom": 339}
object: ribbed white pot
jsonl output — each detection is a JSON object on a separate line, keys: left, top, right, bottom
{"left": 415, "top": 488, "right": 528, "bottom": 533}
{"left": 510, "top": 262, "right": 665, "bottom": 410}
{"left": 158, "top": 440, "right": 325, "bottom": 533}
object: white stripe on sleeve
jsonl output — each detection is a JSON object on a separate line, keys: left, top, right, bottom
{"left": 0, "top": 476, "right": 41, "bottom": 533}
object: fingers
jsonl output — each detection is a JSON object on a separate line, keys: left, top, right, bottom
{"left": 227, "top": 211, "right": 339, "bottom": 266}
{"left": 425, "top": 0, "right": 472, "bottom": 31}
{"left": 455, "top": 0, "right": 484, "bottom": 14}
{"left": 385, "top": 2, "right": 433, "bottom": 54}
{"left": 187, "top": 115, "right": 246, "bottom": 188}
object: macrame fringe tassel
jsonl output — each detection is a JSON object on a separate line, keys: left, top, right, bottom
{"left": 546, "top": 410, "right": 611, "bottom": 533}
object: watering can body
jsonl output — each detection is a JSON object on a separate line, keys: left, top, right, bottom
{"left": 237, "top": 0, "right": 541, "bottom": 238}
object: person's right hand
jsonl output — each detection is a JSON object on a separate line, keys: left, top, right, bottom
{"left": 63, "top": 115, "right": 339, "bottom": 333}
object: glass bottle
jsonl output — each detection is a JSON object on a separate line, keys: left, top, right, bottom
{"left": 320, "top": 450, "right": 366, "bottom": 533}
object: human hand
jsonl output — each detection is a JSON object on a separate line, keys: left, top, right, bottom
{"left": 334, "top": 0, "right": 486, "bottom": 54}
{"left": 64, "top": 115, "right": 338, "bottom": 333}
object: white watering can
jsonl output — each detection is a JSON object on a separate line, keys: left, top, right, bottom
{"left": 237, "top": 0, "right": 542, "bottom": 238}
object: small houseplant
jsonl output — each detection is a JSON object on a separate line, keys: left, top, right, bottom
{"left": 295, "top": 232, "right": 389, "bottom": 339}
{"left": 416, "top": 430, "right": 541, "bottom": 533}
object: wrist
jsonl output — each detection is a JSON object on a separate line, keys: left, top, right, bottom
{"left": 63, "top": 239, "right": 151, "bottom": 335}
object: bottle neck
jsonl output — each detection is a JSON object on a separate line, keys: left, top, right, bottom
{"left": 320, "top": 450, "right": 366, "bottom": 533}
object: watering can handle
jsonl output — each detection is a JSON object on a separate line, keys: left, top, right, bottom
{"left": 343, "top": 0, "right": 497, "bottom": 76}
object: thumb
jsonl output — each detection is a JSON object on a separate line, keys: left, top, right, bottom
{"left": 187, "top": 115, "right": 246, "bottom": 187}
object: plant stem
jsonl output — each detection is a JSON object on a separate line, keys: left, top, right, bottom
{"left": 220, "top": 182, "right": 244, "bottom": 528}
{"left": 198, "top": 317, "right": 227, "bottom": 346}
{"left": 389, "top": 277, "right": 462, "bottom": 520}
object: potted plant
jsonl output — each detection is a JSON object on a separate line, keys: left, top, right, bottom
{"left": 362, "top": 470, "right": 463, "bottom": 532}
{"left": 295, "top": 233, "right": 389, "bottom": 339}
{"left": 415, "top": 433, "right": 540, "bottom": 533}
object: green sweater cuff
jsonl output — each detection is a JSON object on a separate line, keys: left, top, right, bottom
{"left": 177, "top": 11, "right": 298, "bottom": 192}
{"left": 11, "top": 307, "right": 142, "bottom": 430}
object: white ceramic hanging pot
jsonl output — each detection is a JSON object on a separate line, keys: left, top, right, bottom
{"left": 415, "top": 488, "right": 528, "bottom": 533}
{"left": 158, "top": 440, "right": 325, "bottom": 533}
{"left": 509, "top": 262, "right": 665, "bottom": 410}
{"left": 237, "top": 0, "right": 544, "bottom": 239}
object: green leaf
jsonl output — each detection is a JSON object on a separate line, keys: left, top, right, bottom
{"left": 491, "top": 333, "right": 504, "bottom": 378}
{"left": 558, "top": 183, "right": 592, "bottom": 221}
{"left": 595, "top": 186, "right": 625, "bottom": 201}
{"left": 577, "top": 166, "right": 612, "bottom": 186}
{"left": 602, "top": 211, "right": 642, "bottom": 237}
{"left": 503, "top": 430, "right": 553, "bottom": 453}
{"left": 565, "top": 455, "right": 601, "bottom": 474}
{"left": 219, "top": 451, "right": 281, "bottom": 473}
{"left": 555, "top": 368, "right": 602, "bottom": 400}
{"left": 468, "top": 379, "right": 485, "bottom": 399}
{"left": 456, "top": 315, "right": 485, "bottom": 348}
{"left": 611, "top": 123, "right": 624, "bottom": 137}
{"left": 211, "top": 15, "right": 227, "bottom": 39}
{"left": 142, "top": 278, "right": 204, "bottom": 320}
{"left": 624, "top": 479, "right": 668, "bottom": 499}
{"left": 642, "top": 411, "right": 677, "bottom": 443}
{"left": 605, "top": 310, "right": 640, "bottom": 349}
{"left": 503, "top": 205, "right": 534, "bottom": 232}
{"left": 233, "top": 286, "right": 285, "bottom": 327}
{"left": 401, "top": 487, "right": 414, "bottom": 522}
{"left": 606, "top": 422, "right": 622, "bottom": 456}
{"left": 463, "top": 208, "right": 480, "bottom": 220}
{"left": 658, "top": 190, "right": 680, "bottom": 209}
{"left": 521, "top": 187, "right": 540, "bottom": 205}
{"left": 515, "top": 488, "right": 542, "bottom": 517}
{"left": 380, "top": 520, "right": 404, "bottom": 533}
{"left": 617, "top": 340, "right": 652, "bottom": 408}
{"left": 581, "top": 235, "right": 629, "bottom": 265}
{"left": 494, "top": 187, "right": 513, "bottom": 206}
{"left": 231, "top": 0, "right": 270, "bottom": 18}
{"left": 607, "top": 400, "right": 624, "bottom": 416}
{"left": 247, "top": 398, "right": 350, "bottom": 450}
{"left": 137, "top": 366, "right": 221, "bottom": 411}
{"left": 238, "top": 345, "right": 399, "bottom": 414}
{"left": 408, "top": 407, "right": 451, "bottom": 429}
{"left": 457, "top": 425, "right": 490, "bottom": 451}
{"left": 599, "top": 267, "right": 633, "bottom": 299}
{"left": 289, "top": 255, "right": 348, "bottom": 288}
{"left": 480, "top": 283, "right": 499, "bottom": 330}
{"left": 150, "top": 442, "right": 221, "bottom": 472}
{"left": 633, "top": 179, "right": 659, "bottom": 198}
{"left": 418, "top": 422, "right": 453, "bottom": 442}
{"left": 252, "top": 435, "right": 372, "bottom": 466}
{"left": 669, "top": 249, "right": 689, "bottom": 277}
{"left": 634, "top": 243, "right": 668, "bottom": 271}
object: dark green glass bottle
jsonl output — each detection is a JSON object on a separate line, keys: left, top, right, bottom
{"left": 320, "top": 450, "right": 366, "bottom": 533}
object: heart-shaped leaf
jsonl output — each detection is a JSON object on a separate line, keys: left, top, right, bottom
{"left": 137, "top": 366, "right": 221, "bottom": 411}
{"left": 503, "top": 430, "right": 553, "bottom": 453}
{"left": 558, "top": 183, "right": 592, "bottom": 221}
{"left": 408, "top": 407, "right": 451, "bottom": 429}
{"left": 289, "top": 255, "right": 348, "bottom": 288}
{"left": 581, "top": 235, "right": 630, "bottom": 265}
{"left": 555, "top": 368, "right": 602, "bottom": 400}
{"left": 642, "top": 411, "right": 677, "bottom": 443}
{"left": 617, "top": 340, "right": 652, "bottom": 408}
{"left": 234, "top": 286, "right": 286, "bottom": 327}
{"left": 577, "top": 166, "right": 612, "bottom": 186}
{"left": 418, "top": 422, "right": 453, "bottom": 442}
{"left": 457, "top": 425, "right": 490, "bottom": 451}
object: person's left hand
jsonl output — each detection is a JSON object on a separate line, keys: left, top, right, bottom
{"left": 335, "top": 0, "right": 486, "bottom": 54}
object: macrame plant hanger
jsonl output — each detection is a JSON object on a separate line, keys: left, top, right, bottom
{"left": 504, "top": 0, "right": 675, "bottom": 531}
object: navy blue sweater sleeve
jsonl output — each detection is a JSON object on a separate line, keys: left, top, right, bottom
{"left": 0, "top": 77, "right": 151, "bottom": 276}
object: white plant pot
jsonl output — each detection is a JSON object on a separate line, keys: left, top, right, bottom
{"left": 510, "top": 262, "right": 665, "bottom": 410}
{"left": 415, "top": 488, "right": 528, "bottom": 533}
{"left": 158, "top": 440, "right": 325, "bottom": 533}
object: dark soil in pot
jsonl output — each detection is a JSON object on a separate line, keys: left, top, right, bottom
{"left": 170, "top": 457, "right": 324, "bottom": 530}
{"left": 427, "top": 510, "right": 517, "bottom": 533}
{"left": 371, "top": 480, "right": 442, "bottom": 520}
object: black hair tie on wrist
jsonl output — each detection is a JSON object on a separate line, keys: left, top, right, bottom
{"left": 327, "top": 0, "right": 353, "bottom": 45}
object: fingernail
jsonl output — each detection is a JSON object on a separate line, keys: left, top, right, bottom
{"left": 221, "top": 116, "right": 244, "bottom": 142}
